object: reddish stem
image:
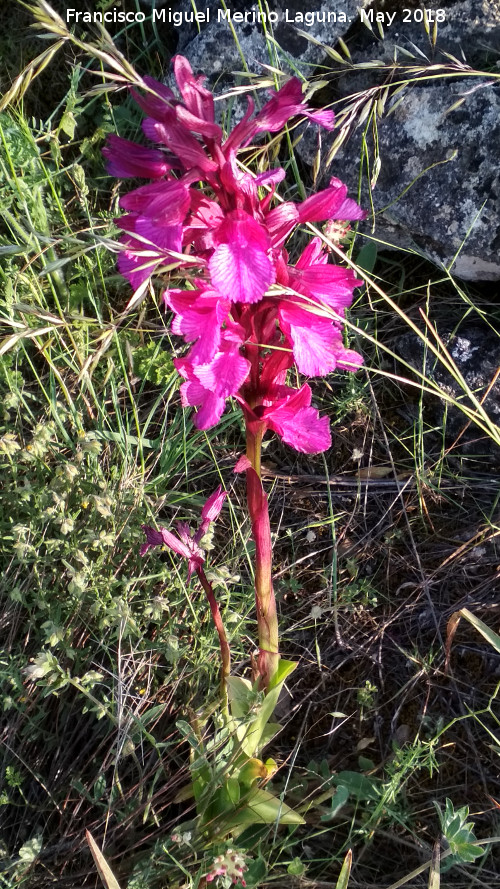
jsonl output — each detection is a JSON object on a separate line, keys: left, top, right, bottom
{"left": 196, "top": 566, "right": 231, "bottom": 691}
{"left": 246, "top": 426, "right": 280, "bottom": 690}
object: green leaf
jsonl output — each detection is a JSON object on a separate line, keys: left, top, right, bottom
{"left": 92, "top": 430, "right": 158, "bottom": 450}
{"left": 221, "top": 787, "right": 305, "bottom": 830}
{"left": 335, "top": 771, "right": 381, "bottom": 801}
{"left": 234, "top": 660, "right": 297, "bottom": 757}
{"left": 320, "top": 784, "right": 350, "bottom": 821}
{"left": 355, "top": 242, "right": 377, "bottom": 274}
{"left": 244, "top": 855, "right": 268, "bottom": 886}
{"left": 456, "top": 843, "right": 484, "bottom": 862}
{"left": 18, "top": 835, "right": 42, "bottom": 863}
{"left": 288, "top": 857, "right": 306, "bottom": 876}
{"left": 204, "top": 781, "right": 240, "bottom": 822}
{"left": 226, "top": 777, "right": 241, "bottom": 806}
{"left": 335, "top": 850, "right": 353, "bottom": 889}
{"left": 269, "top": 658, "right": 297, "bottom": 691}
{"left": 447, "top": 814, "right": 461, "bottom": 838}
{"left": 226, "top": 675, "right": 255, "bottom": 719}
{"left": 258, "top": 722, "right": 281, "bottom": 748}
{"left": 59, "top": 110, "right": 76, "bottom": 139}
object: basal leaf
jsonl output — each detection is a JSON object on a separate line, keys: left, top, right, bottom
{"left": 221, "top": 787, "right": 305, "bottom": 829}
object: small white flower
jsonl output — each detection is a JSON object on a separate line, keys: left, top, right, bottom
{"left": 23, "top": 652, "right": 56, "bottom": 681}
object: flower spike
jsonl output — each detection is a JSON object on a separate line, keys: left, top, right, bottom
{"left": 105, "top": 56, "right": 365, "bottom": 455}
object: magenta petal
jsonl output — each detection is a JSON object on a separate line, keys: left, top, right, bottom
{"left": 170, "top": 521, "right": 205, "bottom": 580}
{"left": 280, "top": 304, "right": 340, "bottom": 376}
{"left": 201, "top": 485, "right": 226, "bottom": 523}
{"left": 193, "top": 393, "right": 227, "bottom": 429}
{"left": 133, "top": 218, "right": 183, "bottom": 250}
{"left": 265, "top": 202, "right": 299, "bottom": 248}
{"left": 298, "top": 181, "right": 347, "bottom": 222}
{"left": 209, "top": 211, "right": 274, "bottom": 304}
{"left": 290, "top": 265, "right": 362, "bottom": 309}
{"left": 115, "top": 217, "right": 183, "bottom": 290}
{"left": 303, "top": 108, "right": 335, "bottom": 130}
{"left": 222, "top": 95, "right": 256, "bottom": 152}
{"left": 194, "top": 350, "right": 250, "bottom": 399}
{"left": 103, "top": 135, "right": 172, "bottom": 179}
{"left": 219, "top": 153, "right": 257, "bottom": 202}
{"left": 164, "top": 125, "right": 219, "bottom": 173}
{"left": 174, "top": 521, "right": 193, "bottom": 547}
{"left": 142, "top": 118, "right": 174, "bottom": 145}
{"left": 178, "top": 376, "right": 199, "bottom": 405}
{"left": 117, "top": 247, "right": 154, "bottom": 290}
{"left": 254, "top": 77, "right": 304, "bottom": 131}
{"left": 255, "top": 167, "right": 286, "bottom": 188}
{"left": 265, "top": 381, "right": 311, "bottom": 415}
{"left": 176, "top": 105, "right": 222, "bottom": 141}
{"left": 280, "top": 303, "right": 363, "bottom": 376}
{"left": 165, "top": 288, "right": 228, "bottom": 363}
{"left": 279, "top": 406, "right": 332, "bottom": 453}
{"left": 116, "top": 233, "right": 167, "bottom": 290}
{"left": 254, "top": 79, "right": 333, "bottom": 134}
{"left": 333, "top": 198, "right": 367, "bottom": 221}
{"left": 132, "top": 76, "right": 175, "bottom": 119}
{"left": 173, "top": 54, "right": 216, "bottom": 124}
{"left": 234, "top": 454, "right": 252, "bottom": 473}
{"left": 334, "top": 348, "right": 364, "bottom": 371}
{"left": 295, "top": 237, "right": 326, "bottom": 269}
{"left": 140, "top": 524, "right": 192, "bottom": 560}
{"left": 120, "top": 180, "right": 191, "bottom": 225}
{"left": 142, "top": 118, "right": 218, "bottom": 173}
{"left": 288, "top": 240, "right": 363, "bottom": 309}
{"left": 298, "top": 179, "right": 365, "bottom": 223}
{"left": 175, "top": 341, "right": 249, "bottom": 423}
{"left": 159, "top": 527, "right": 193, "bottom": 560}
{"left": 260, "top": 348, "right": 294, "bottom": 387}
{"left": 264, "top": 384, "right": 331, "bottom": 454}
{"left": 140, "top": 525, "right": 166, "bottom": 555}
{"left": 195, "top": 485, "right": 227, "bottom": 541}
{"left": 176, "top": 370, "right": 227, "bottom": 429}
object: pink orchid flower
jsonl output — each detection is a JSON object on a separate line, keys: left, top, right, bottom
{"left": 141, "top": 485, "right": 226, "bottom": 579}
{"left": 105, "top": 57, "right": 365, "bottom": 456}
{"left": 141, "top": 486, "right": 232, "bottom": 684}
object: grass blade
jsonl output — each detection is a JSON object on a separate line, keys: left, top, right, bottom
{"left": 335, "top": 849, "right": 353, "bottom": 889}
{"left": 459, "top": 608, "right": 500, "bottom": 655}
{"left": 85, "top": 831, "right": 122, "bottom": 889}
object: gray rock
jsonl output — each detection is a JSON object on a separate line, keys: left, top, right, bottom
{"left": 299, "top": 80, "right": 500, "bottom": 281}
{"left": 352, "top": 0, "right": 500, "bottom": 67}
{"left": 295, "top": 0, "right": 500, "bottom": 281}
{"left": 161, "top": 0, "right": 500, "bottom": 281}
{"left": 396, "top": 324, "right": 500, "bottom": 462}
{"left": 168, "top": 0, "right": 365, "bottom": 82}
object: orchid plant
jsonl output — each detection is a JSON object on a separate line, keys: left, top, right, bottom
{"left": 105, "top": 56, "right": 364, "bottom": 847}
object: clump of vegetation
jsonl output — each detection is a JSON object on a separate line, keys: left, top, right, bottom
{"left": 1, "top": 3, "right": 499, "bottom": 888}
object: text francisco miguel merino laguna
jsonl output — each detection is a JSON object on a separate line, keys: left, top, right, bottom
{"left": 65, "top": 8, "right": 352, "bottom": 26}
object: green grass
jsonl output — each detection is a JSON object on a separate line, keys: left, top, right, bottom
{"left": 1, "top": 2, "right": 500, "bottom": 888}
